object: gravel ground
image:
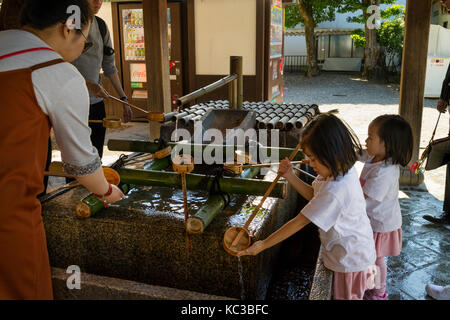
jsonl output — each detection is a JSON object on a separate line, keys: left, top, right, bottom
{"left": 284, "top": 72, "right": 448, "bottom": 201}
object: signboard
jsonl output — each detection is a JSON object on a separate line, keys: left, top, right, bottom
{"left": 270, "top": 0, "right": 283, "bottom": 58}
{"left": 130, "top": 63, "right": 146, "bottom": 83}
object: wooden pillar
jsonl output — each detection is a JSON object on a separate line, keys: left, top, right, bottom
{"left": 142, "top": 0, "right": 172, "bottom": 140}
{"left": 229, "top": 56, "right": 243, "bottom": 109}
{"left": 399, "top": 0, "right": 433, "bottom": 163}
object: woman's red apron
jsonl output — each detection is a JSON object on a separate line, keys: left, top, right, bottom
{"left": 0, "top": 48, "right": 63, "bottom": 299}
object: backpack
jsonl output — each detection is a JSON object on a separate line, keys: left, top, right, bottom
{"left": 95, "top": 16, "right": 115, "bottom": 56}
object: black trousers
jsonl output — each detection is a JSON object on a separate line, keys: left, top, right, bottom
{"left": 38, "top": 137, "right": 52, "bottom": 198}
{"left": 444, "top": 125, "right": 450, "bottom": 213}
{"left": 88, "top": 100, "right": 107, "bottom": 159}
{"left": 444, "top": 163, "right": 450, "bottom": 213}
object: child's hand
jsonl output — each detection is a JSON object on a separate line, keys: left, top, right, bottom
{"left": 236, "top": 240, "right": 265, "bottom": 257}
{"left": 278, "top": 157, "right": 294, "bottom": 178}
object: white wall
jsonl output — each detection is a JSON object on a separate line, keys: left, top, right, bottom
{"left": 284, "top": 35, "right": 307, "bottom": 55}
{"left": 195, "top": 0, "right": 257, "bottom": 75}
{"left": 97, "top": 1, "right": 114, "bottom": 46}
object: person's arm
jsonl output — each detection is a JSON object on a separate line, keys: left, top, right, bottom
{"left": 41, "top": 72, "right": 124, "bottom": 203}
{"left": 76, "top": 167, "right": 123, "bottom": 203}
{"left": 278, "top": 158, "right": 314, "bottom": 201}
{"left": 86, "top": 80, "right": 109, "bottom": 98}
{"left": 237, "top": 213, "right": 311, "bottom": 256}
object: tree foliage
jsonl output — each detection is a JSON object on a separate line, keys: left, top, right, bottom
{"left": 350, "top": 4, "right": 405, "bottom": 72}
{"left": 285, "top": 0, "right": 342, "bottom": 29}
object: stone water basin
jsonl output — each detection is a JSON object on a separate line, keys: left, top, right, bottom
{"left": 42, "top": 166, "right": 305, "bottom": 299}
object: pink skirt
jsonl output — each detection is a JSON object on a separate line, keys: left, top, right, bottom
{"left": 333, "top": 265, "right": 380, "bottom": 300}
{"left": 373, "top": 228, "right": 402, "bottom": 258}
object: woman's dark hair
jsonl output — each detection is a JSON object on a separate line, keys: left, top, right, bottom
{"left": 300, "top": 112, "right": 362, "bottom": 179}
{"left": 370, "top": 114, "right": 413, "bottom": 166}
{"left": 21, "top": 0, "right": 93, "bottom": 30}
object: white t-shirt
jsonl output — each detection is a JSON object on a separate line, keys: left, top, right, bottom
{"left": 359, "top": 153, "right": 402, "bottom": 233}
{"left": 301, "top": 167, "right": 376, "bottom": 273}
{"left": 0, "top": 30, "right": 101, "bottom": 176}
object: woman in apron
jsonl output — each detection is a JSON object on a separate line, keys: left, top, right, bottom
{"left": 0, "top": 0, "right": 124, "bottom": 299}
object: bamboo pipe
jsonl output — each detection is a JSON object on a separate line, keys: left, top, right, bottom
{"left": 223, "top": 143, "right": 302, "bottom": 255}
{"left": 187, "top": 167, "right": 260, "bottom": 234}
{"left": 258, "top": 116, "right": 272, "bottom": 129}
{"left": 74, "top": 168, "right": 121, "bottom": 219}
{"left": 275, "top": 116, "right": 291, "bottom": 130}
{"left": 295, "top": 116, "right": 309, "bottom": 129}
{"left": 285, "top": 117, "right": 298, "bottom": 131}
{"left": 267, "top": 116, "right": 281, "bottom": 130}
{"left": 116, "top": 167, "right": 287, "bottom": 199}
{"left": 143, "top": 157, "right": 171, "bottom": 171}
{"left": 176, "top": 74, "right": 238, "bottom": 108}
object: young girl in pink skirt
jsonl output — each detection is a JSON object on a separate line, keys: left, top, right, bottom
{"left": 237, "top": 113, "right": 379, "bottom": 300}
{"left": 359, "top": 114, "right": 413, "bottom": 300}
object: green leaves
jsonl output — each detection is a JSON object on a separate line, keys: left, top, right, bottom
{"left": 285, "top": 0, "right": 343, "bottom": 28}
{"left": 350, "top": 29, "right": 366, "bottom": 48}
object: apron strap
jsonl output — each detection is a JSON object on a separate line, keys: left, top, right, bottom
{"left": 0, "top": 47, "right": 64, "bottom": 70}
{"left": 30, "top": 58, "right": 65, "bottom": 71}
{"left": 0, "top": 47, "right": 56, "bottom": 61}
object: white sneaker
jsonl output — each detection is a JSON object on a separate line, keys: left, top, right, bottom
{"left": 425, "top": 284, "right": 450, "bottom": 300}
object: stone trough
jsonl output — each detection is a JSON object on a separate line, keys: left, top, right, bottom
{"left": 43, "top": 167, "right": 302, "bottom": 299}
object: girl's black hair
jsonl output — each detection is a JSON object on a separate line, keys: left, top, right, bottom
{"left": 300, "top": 112, "right": 362, "bottom": 179}
{"left": 370, "top": 114, "right": 413, "bottom": 167}
{"left": 21, "top": 0, "right": 92, "bottom": 30}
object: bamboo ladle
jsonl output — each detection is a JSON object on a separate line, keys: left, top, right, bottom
{"left": 89, "top": 117, "right": 122, "bottom": 128}
{"left": 123, "top": 146, "right": 172, "bottom": 166}
{"left": 107, "top": 94, "right": 166, "bottom": 122}
{"left": 172, "top": 154, "right": 194, "bottom": 252}
{"left": 223, "top": 143, "right": 302, "bottom": 256}
{"left": 224, "top": 160, "right": 308, "bottom": 175}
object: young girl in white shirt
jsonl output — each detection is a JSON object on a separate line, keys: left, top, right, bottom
{"left": 360, "top": 114, "right": 413, "bottom": 300}
{"left": 237, "top": 113, "right": 378, "bottom": 300}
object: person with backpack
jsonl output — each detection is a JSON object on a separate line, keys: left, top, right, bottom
{"left": 72, "top": 0, "right": 132, "bottom": 159}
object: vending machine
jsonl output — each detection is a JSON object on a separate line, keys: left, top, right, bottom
{"left": 112, "top": 1, "right": 183, "bottom": 119}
